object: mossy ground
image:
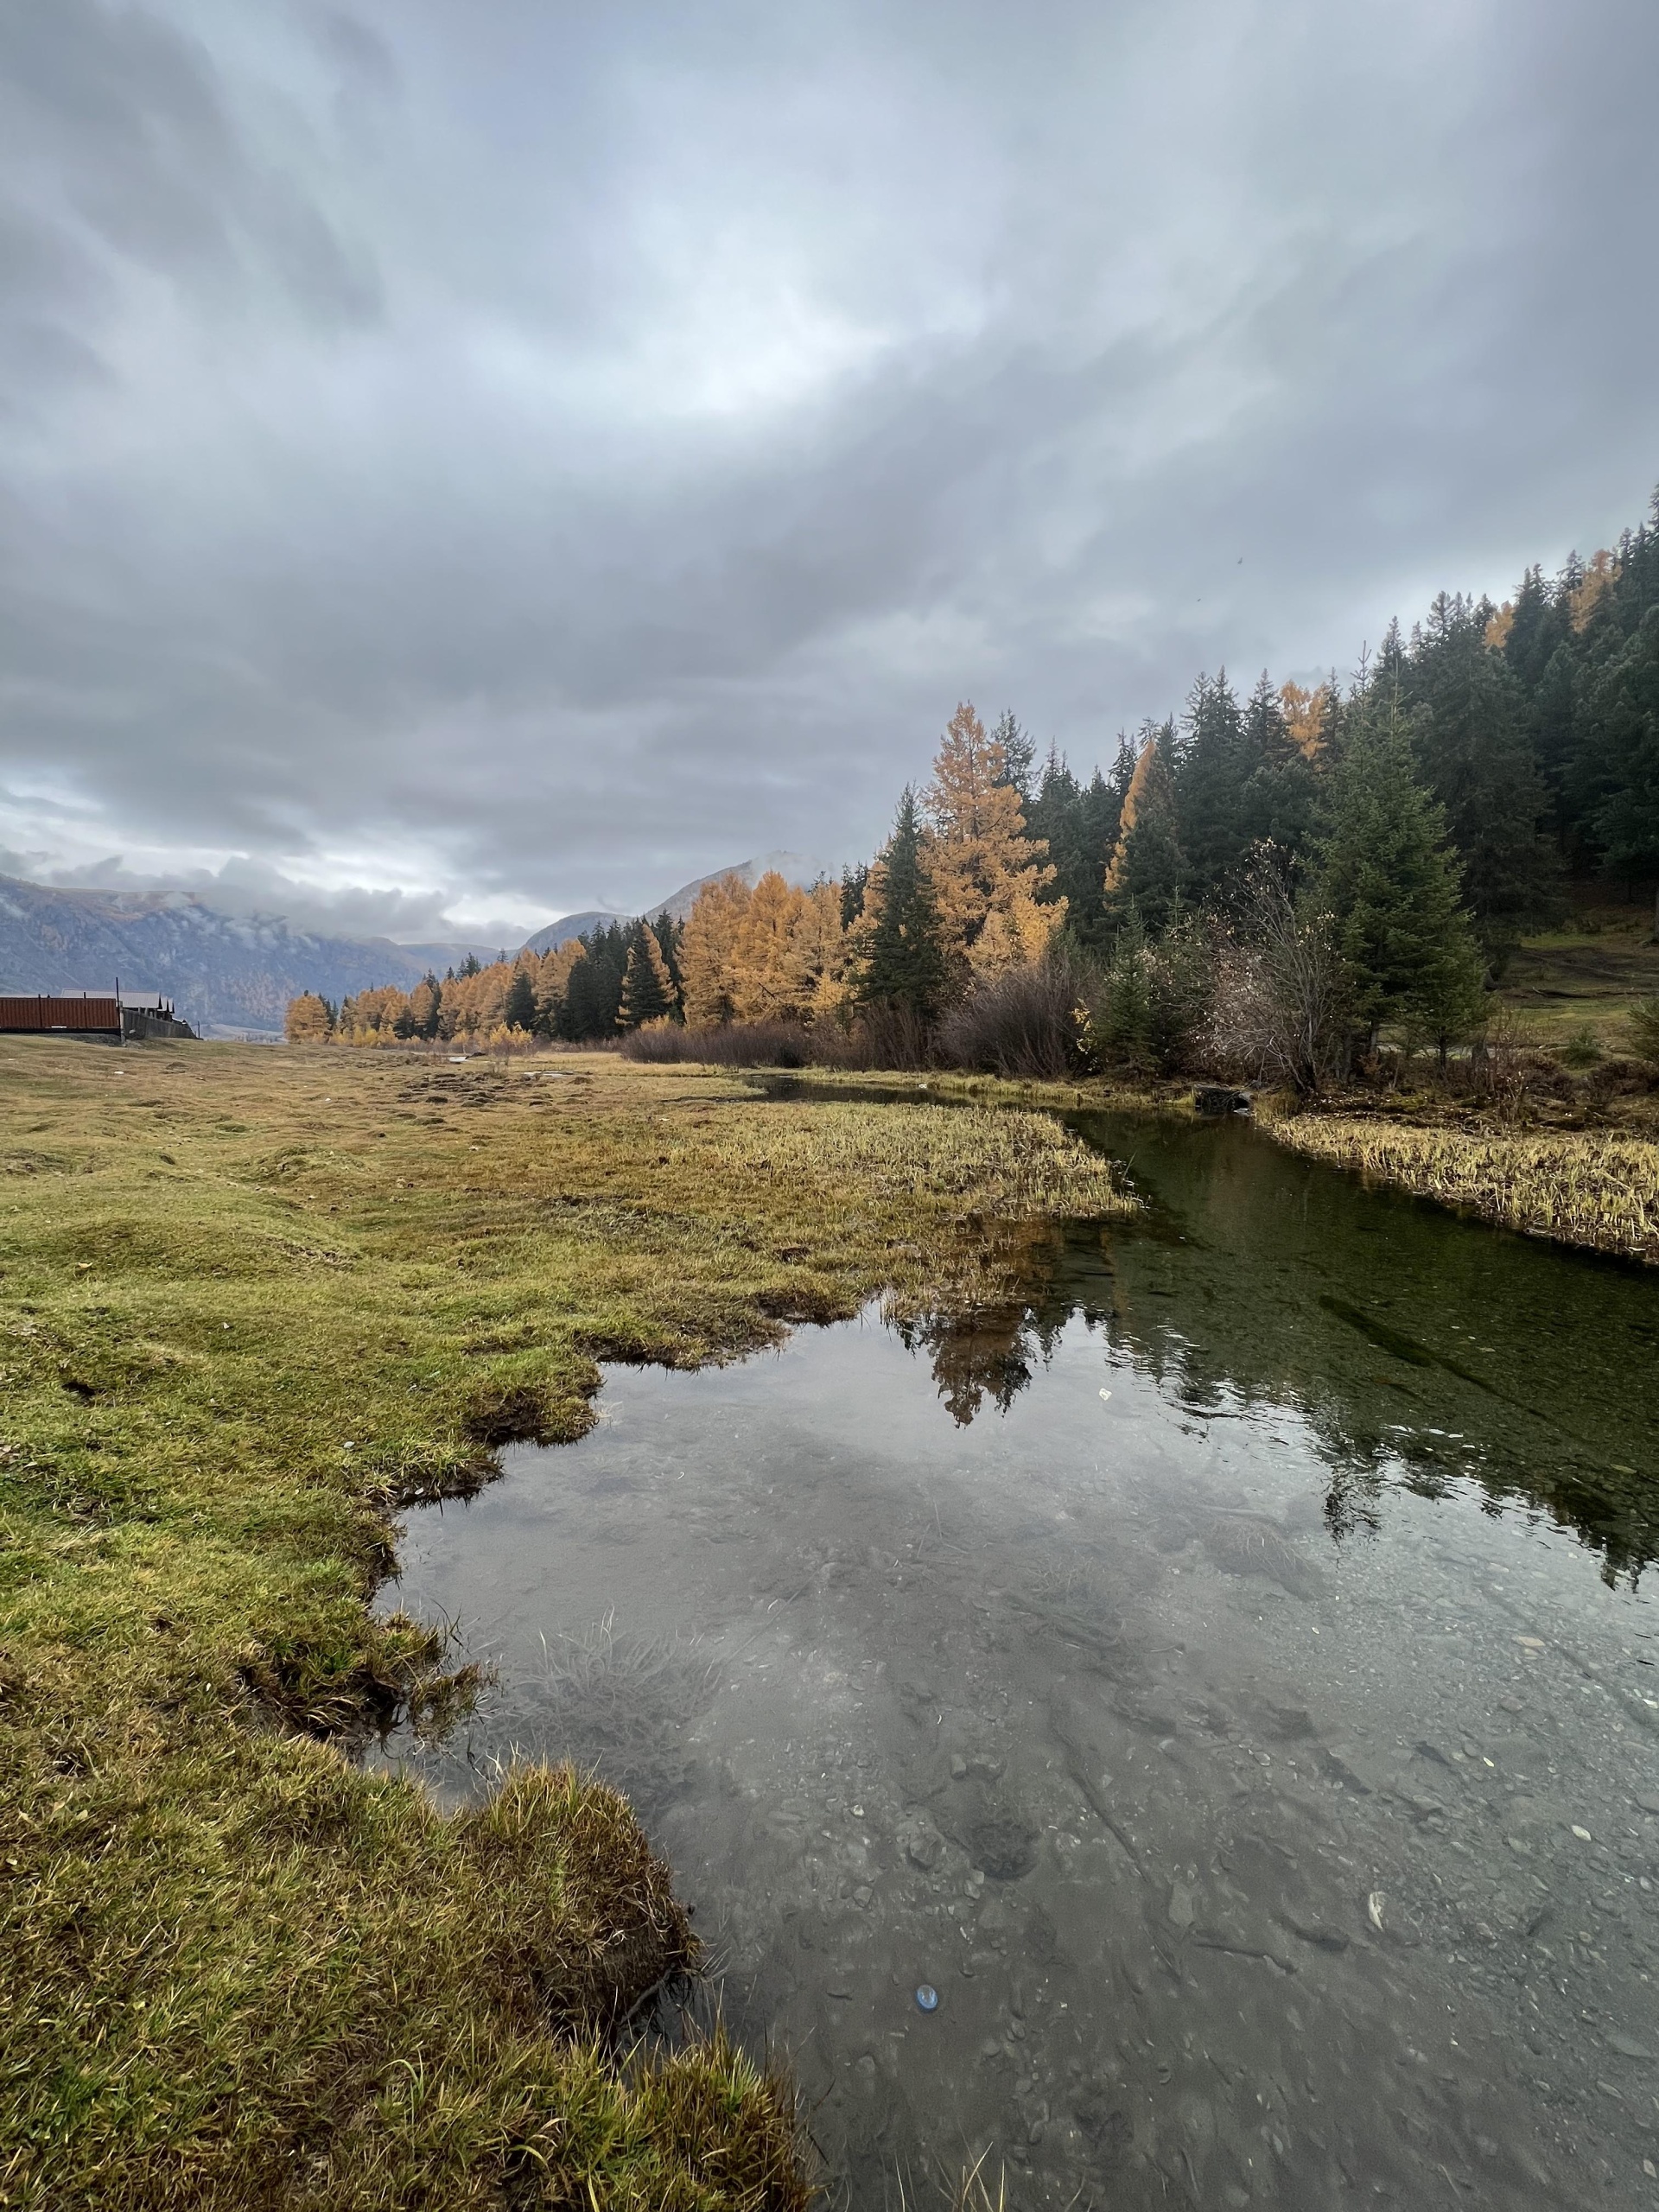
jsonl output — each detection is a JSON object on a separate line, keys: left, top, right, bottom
{"left": 0, "top": 1041, "right": 1129, "bottom": 2210}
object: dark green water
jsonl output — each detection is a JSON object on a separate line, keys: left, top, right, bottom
{"left": 375, "top": 1108, "right": 1659, "bottom": 2208}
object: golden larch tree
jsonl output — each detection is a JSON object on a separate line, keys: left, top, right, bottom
{"left": 437, "top": 961, "right": 510, "bottom": 1042}
{"left": 533, "top": 941, "right": 586, "bottom": 1032}
{"left": 1103, "top": 738, "right": 1160, "bottom": 897}
{"left": 732, "top": 871, "right": 808, "bottom": 1020}
{"left": 338, "top": 984, "right": 409, "bottom": 1044}
{"left": 284, "top": 993, "right": 333, "bottom": 1044}
{"left": 1278, "top": 680, "right": 1332, "bottom": 761}
{"left": 406, "top": 975, "right": 442, "bottom": 1036}
{"left": 785, "top": 880, "right": 850, "bottom": 1018}
{"left": 679, "top": 874, "right": 751, "bottom": 1026}
{"left": 924, "top": 702, "right": 1063, "bottom": 977}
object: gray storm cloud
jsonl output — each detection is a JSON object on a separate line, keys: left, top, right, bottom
{"left": 1, "top": 0, "right": 1656, "bottom": 931}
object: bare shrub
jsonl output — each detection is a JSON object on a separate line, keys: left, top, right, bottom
{"left": 847, "top": 1002, "right": 931, "bottom": 1071}
{"left": 1209, "top": 874, "right": 1351, "bottom": 1095}
{"left": 618, "top": 1023, "right": 689, "bottom": 1063}
{"left": 621, "top": 1020, "right": 817, "bottom": 1067}
{"left": 935, "top": 956, "right": 1088, "bottom": 1080}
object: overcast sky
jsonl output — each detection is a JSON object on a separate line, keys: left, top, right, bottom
{"left": 1, "top": 0, "right": 1656, "bottom": 942}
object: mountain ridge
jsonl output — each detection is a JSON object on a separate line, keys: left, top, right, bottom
{"left": 0, "top": 876, "right": 493, "bottom": 1038}
{"left": 0, "top": 854, "right": 832, "bottom": 1034}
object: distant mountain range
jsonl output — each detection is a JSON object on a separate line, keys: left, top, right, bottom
{"left": 0, "top": 852, "right": 830, "bottom": 1036}
{"left": 0, "top": 876, "right": 493, "bottom": 1039}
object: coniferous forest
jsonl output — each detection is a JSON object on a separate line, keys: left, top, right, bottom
{"left": 291, "top": 487, "right": 1659, "bottom": 1088}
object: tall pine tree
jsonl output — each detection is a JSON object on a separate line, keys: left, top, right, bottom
{"left": 502, "top": 965, "right": 537, "bottom": 1033}
{"left": 990, "top": 709, "right": 1037, "bottom": 804}
{"left": 1173, "top": 670, "right": 1249, "bottom": 904}
{"left": 1103, "top": 727, "right": 1185, "bottom": 935}
{"left": 1576, "top": 605, "right": 1659, "bottom": 895}
{"left": 1238, "top": 670, "right": 1319, "bottom": 861}
{"left": 855, "top": 788, "right": 950, "bottom": 1020}
{"left": 616, "top": 922, "right": 677, "bottom": 1029}
{"left": 1318, "top": 687, "right": 1486, "bottom": 1049}
{"left": 1403, "top": 592, "right": 1560, "bottom": 963}
{"left": 558, "top": 922, "right": 630, "bottom": 1038}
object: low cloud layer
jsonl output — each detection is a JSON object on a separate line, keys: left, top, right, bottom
{"left": 2, "top": 0, "right": 1656, "bottom": 934}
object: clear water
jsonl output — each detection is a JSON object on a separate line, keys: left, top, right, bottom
{"left": 373, "top": 1109, "right": 1659, "bottom": 2208}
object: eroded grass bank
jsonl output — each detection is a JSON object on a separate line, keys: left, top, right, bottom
{"left": 0, "top": 1042, "right": 1131, "bottom": 2210}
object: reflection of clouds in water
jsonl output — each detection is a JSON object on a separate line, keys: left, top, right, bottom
{"left": 377, "top": 1262, "right": 1659, "bottom": 2206}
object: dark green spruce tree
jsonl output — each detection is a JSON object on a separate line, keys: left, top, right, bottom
{"left": 990, "top": 709, "right": 1037, "bottom": 804}
{"left": 1402, "top": 592, "right": 1560, "bottom": 964}
{"left": 557, "top": 922, "right": 630, "bottom": 1039}
{"left": 1318, "top": 685, "right": 1486, "bottom": 1052}
{"left": 1103, "top": 724, "right": 1186, "bottom": 936}
{"left": 1238, "top": 670, "right": 1319, "bottom": 862}
{"left": 856, "top": 788, "right": 950, "bottom": 1021}
{"left": 502, "top": 965, "right": 537, "bottom": 1033}
{"left": 839, "top": 862, "right": 870, "bottom": 930}
{"left": 651, "top": 912, "right": 684, "bottom": 1005}
{"left": 616, "top": 921, "right": 677, "bottom": 1030}
{"left": 1026, "top": 748, "right": 1118, "bottom": 948}
{"left": 1173, "top": 670, "right": 1250, "bottom": 905}
{"left": 1576, "top": 604, "right": 1659, "bottom": 898}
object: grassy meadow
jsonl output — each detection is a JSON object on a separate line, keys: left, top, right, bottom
{"left": 1498, "top": 901, "right": 1659, "bottom": 1055}
{"left": 0, "top": 1039, "right": 1132, "bottom": 2211}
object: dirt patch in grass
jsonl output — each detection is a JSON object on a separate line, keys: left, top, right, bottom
{"left": 0, "top": 1039, "right": 1133, "bottom": 2209}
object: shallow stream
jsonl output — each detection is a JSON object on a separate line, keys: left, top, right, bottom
{"left": 375, "top": 1107, "right": 1659, "bottom": 2208}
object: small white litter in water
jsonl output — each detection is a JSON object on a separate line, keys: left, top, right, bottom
{"left": 1099, "top": 1389, "right": 1112, "bottom": 1402}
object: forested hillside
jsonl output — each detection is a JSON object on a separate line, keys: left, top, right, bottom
{"left": 291, "top": 487, "right": 1659, "bottom": 1071}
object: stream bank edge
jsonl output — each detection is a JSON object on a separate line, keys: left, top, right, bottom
{"left": 0, "top": 1039, "right": 1135, "bottom": 2210}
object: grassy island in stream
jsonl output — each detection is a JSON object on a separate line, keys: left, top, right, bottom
{"left": 1258, "top": 1108, "right": 1659, "bottom": 1262}
{"left": 0, "top": 1039, "right": 1132, "bottom": 2212}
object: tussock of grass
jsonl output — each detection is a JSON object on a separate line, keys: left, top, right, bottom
{"left": 1268, "top": 1116, "right": 1659, "bottom": 1261}
{"left": 0, "top": 1041, "right": 1132, "bottom": 2208}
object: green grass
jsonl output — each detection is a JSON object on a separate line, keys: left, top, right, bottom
{"left": 0, "top": 1041, "right": 1131, "bottom": 2209}
{"left": 1498, "top": 907, "right": 1659, "bottom": 1053}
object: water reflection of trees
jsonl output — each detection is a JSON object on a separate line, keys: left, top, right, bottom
{"left": 893, "top": 1223, "right": 1071, "bottom": 1425}
{"left": 904, "top": 1122, "right": 1659, "bottom": 1586}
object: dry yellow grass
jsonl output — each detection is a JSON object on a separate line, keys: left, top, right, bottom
{"left": 1268, "top": 1114, "right": 1659, "bottom": 1261}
